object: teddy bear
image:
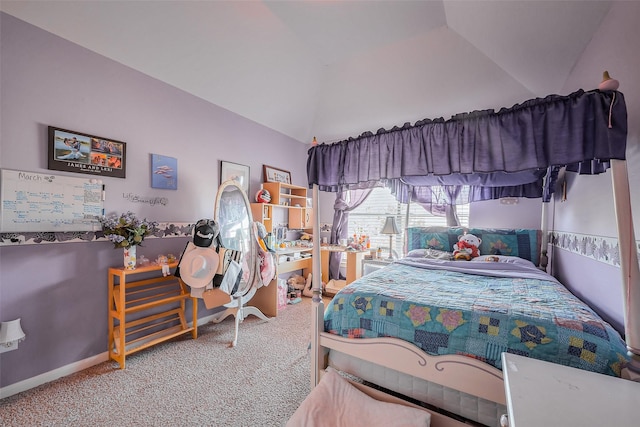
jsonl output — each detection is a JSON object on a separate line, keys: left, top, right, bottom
{"left": 452, "top": 233, "right": 482, "bottom": 261}
{"left": 287, "top": 274, "right": 307, "bottom": 291}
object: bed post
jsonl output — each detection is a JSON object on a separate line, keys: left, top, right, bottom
{"left": 611, "top": 159, "right": 640, "bottom": 380}
{"left": 311, "top": 184, "right": 325, "bottom": 388}
{"left": 540, "top": 201, "right": 549, "bottom": 271}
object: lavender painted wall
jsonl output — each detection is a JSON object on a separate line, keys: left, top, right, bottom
{"left": 552, "top": 249, "right": 625, "bottom": 334}
{"left": 0, "top": 13, "right": 308, "bottom": 389}
{"left": 552, "top": 1, "right": 640, "bottom": 335}
{"left": 469, "top": 198, "right": 542, "bottom": 230}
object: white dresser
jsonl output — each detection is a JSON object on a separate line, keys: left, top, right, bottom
{"left": 501, "top": 352, "right": 640, "bottom": 426}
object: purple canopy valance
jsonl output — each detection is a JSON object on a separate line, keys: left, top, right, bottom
{"left": 307, "top": 89, "right": 627, "bottom": 202}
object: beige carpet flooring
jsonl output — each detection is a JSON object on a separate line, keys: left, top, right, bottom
{"left": 0, "top": 296, "right": 318, "bottom": 426}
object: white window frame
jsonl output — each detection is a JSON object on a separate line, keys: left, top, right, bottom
{"left": 347, "top": 187, "right": 469, "bottom": 256}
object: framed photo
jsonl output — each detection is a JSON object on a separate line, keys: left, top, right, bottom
{"left": 151, "top": 154, "right": 178, "bottom": 190}
{"left": 220, "top": 161, "right": 250, "bottom": 193}
{"left": 48, "top": 126, "right": 126, "bottom": 178}
{"left": 263, "top": 165, "right": 291, "bottom": 184}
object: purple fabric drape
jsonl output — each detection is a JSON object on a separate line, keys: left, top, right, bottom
{"left": 387, "top": 184, "right": 462, "bottom": 226}
{"left": 329, "top": 189, "right": 372, "bottom": 280}
{"left": 307, "top": 90, "right": 627, "bottom": 203}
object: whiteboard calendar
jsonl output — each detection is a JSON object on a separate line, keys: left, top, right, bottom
{"left": 0, "top": 169, "right": 104, "bottom": 232}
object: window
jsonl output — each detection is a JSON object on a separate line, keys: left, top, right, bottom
{"left": 348, "top": 187, "right": 469, "bottom": 255}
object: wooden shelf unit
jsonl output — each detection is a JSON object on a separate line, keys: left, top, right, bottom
{"left": 250, "top": 182, "right": 313, "bottom": 317}
{"left": 108, "top": 262, "right": 198, "bottom": 369}
{"left": 251, "top": 182, "right": 313, "bottom": 232}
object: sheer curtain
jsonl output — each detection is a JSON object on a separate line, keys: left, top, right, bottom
{"left": 329, "top": 189, "right": 372, "bottom": 280}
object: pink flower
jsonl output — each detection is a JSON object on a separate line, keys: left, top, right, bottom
{"left": 405, "top": 305, "right": 431, "bottom": 327}
{"left": 437, "top": 309, "right": 465, "bottom": 331}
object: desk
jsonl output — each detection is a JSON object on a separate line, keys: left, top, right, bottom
{"left": 320, "top": 247, "right": 367, "bottom": 285}
{"left": 501, "top": 352, "right": 640, "bottom": 426}
{"left": 251, "top": 248, "right": 312, "bottom": 317}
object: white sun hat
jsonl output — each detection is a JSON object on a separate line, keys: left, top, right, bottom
{"left": 178, "top": 243, "right": 219, "bottom": 288}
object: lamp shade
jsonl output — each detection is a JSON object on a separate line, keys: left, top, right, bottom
{"left": 380, "top": 216, "right": 399, "bottom": 235}
{"left": 0, "top": 318, "right": 25, "bottom": 346}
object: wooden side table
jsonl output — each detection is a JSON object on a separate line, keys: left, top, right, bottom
{"left": 501, "top": 352, "right": 640, "bottom": 426}
{"left": 320, "top": 247, "right": 367, "bottom": 284}
{"left": 107, "top": 263, "right": 198, "bottom": 369}
{"left": 361, "top": 258, "right": 394, "bottom": 276}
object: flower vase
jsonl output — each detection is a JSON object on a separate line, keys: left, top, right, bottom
{"left": 124, "top": 246, "right": 137, "bottom": 270}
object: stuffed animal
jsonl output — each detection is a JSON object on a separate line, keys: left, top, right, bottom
{"left": 453, "top": 233, "right": 482, "bottom": 261}
{"left": 287, "top": 274, "right": 307, "bottom": 290}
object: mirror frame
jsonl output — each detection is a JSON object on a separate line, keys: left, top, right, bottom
{"left": 213, "top": 179, "right": 256, "bottom": 296}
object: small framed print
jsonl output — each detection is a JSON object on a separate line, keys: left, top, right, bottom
{"left": 48, "top": 126, "right": 126, "bottom": 178}
{"left": 220, "top": 161, "right": 250, "bottom": 193}
{"left": 263, "top": 165, "right": 291, "bottom": 184}
{"left": 151, "top": 154, "right": 178, "bottom": 190}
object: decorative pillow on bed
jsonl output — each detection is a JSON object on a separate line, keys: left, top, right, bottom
{"left": 406, "top": 227, "right": 541, "bottom": 265}
{"left": 407, "top": 248, "right": 453, "bottom": 260}
{"left": 286, "top": 369, "right": 431, "bottom": 427}
{"left": 471, "top": 255, "right": 536, "bottom": 268}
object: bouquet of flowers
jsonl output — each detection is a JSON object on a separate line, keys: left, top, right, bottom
{"left": 100, "top": 211, "right": 158, "bottom": 249}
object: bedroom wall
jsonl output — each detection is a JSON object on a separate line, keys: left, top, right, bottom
{"left": 469, "top": 198, "right": 542, "bottom": 230}
{"left": 552, "top": 1, "right": 640, "bottom": 335}
{"left": 0, "top": 13, "right": 308, "bottom": 391}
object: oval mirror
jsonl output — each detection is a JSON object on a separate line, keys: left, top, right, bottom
{"left": 214, "top": 179, "right": 256, "bottom": 297}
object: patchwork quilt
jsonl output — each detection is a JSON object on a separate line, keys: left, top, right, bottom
{"left": 324, "top": 259, "right": 629, "bottom": 377}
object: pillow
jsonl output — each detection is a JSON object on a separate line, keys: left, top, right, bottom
{"left": 286, "top": 369, "right": 431, "bottom": 427}
{"left": 471, "top": 255, "right": 536, "bottom": 268}
{"left": 406, "top": 227, "right": 541, "bottom": 264}
{"left": 407, "top": 248, "right": 453, "bottom": 260}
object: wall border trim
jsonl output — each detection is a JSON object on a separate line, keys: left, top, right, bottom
{"left": 550, "top": 230, "right": 640, "bottom": 267}
{"left": 0, "top": 222, "right": 193, "bottom": 246}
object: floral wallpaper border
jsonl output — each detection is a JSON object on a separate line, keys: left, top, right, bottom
{"left": 3, "top": 225, "right": 640, "bottom": 268}
{"left": 0, "top": 222, "right": 194, "bottom": 246}
{"left": 549, "top": 231, "right": 640, "bottom": 267}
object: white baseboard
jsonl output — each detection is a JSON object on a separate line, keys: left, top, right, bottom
{"left": 0, "top": 352, "right": 109, "bottom": 399}
{"left": 0, "top": 314, "right": 226, "bottom": 400}
{"left": 0, "top": 314, "right": 231, "bottom": 400}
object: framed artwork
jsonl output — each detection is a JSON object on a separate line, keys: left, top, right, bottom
{"left": 151, "top": 154, "right": 178, "bottom": 190}
{"left": 48, "top": 126, "right": 126, "bottom": 178}
{"left": 263, "top": 165, "right": 291, "bottom": 184}
{"left": 220, "top": 161, "right": 250, "bottom": 193}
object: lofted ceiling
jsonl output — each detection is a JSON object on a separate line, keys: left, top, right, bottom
{"left": 0, "top": 1, "right": 613, "bottom": 144}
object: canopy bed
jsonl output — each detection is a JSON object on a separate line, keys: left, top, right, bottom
{"left": 306, "top": 89, "right": 640, "bottom": 426}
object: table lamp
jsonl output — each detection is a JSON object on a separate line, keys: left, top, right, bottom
{"left": 380, "top": 216, "right": 399, "bottom": 260}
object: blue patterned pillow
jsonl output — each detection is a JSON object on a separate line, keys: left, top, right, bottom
{"left": 406, "top": 227, "right": 541, "bottom": 265}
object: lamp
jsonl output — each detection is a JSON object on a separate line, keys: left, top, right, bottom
{"left": 0, "top": 318, "right": 26, "bottom": 353}
{"left": 380, "top": 216, "right": 400, "bottom": 260}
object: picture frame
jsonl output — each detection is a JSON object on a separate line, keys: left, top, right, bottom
{"left": 48, "top": 126, "right": 126, "bottom": 178}
{"left": 263, "top": 165, "right": 291, "bottom": 184}
{"left": 150, "top": 154, "right": 178, "bottom": 190}
{"left": 220, "top": 161, "right": 250, "bottom": 193}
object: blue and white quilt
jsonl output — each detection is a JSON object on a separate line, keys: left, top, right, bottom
{"left": 324, "top": 257, "right": 629, "bottom": 377}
